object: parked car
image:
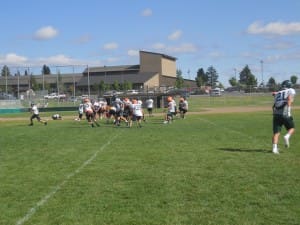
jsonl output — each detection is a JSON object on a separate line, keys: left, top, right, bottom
{"left": 81, "top": 95, "right": 89, "bottom": 99}
{"left": 69, "top": 96, "right": 78, "bottom": 102}
{"left": 0, "top": 92, "right": 16, "bottom": 100}
{"left": 126, "top": 89, "right": 139, "bottom": 95}
{"left": 103, "top": 90, "right": 123, "bottom": 97}
{"left": 210, "top": 88, "right": 222, "bottom": 96}
{"left": 103, "top": 91, "right": 114, "bottom": 97}
{"left": 166, "top": 88, "right": 190, "bottom": 97}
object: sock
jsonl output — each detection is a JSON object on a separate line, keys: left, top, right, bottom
{"left": 284, "top": 134, "right": 290, "bottom": 139}
{"left": 273, "top": 144, "right": 277, "bottom": 150}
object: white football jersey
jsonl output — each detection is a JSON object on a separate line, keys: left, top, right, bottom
{"left": 273, "top": 88, "right": 296, "bottom": 115}
{"left": 131, "top": 103, "right": 143, "bottom": 116}
{"left": 32, "top": 105, "right": 39, "bottom": 115}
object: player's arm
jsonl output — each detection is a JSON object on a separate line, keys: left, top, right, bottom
{"left": 287, "top": 94, "right": 293, "bottom": 117}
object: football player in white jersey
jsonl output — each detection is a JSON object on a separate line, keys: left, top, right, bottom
{"left": 178, "top": 97, "right": 188, "bottom": 119}
{"left": 83, "top": 98, "right": 99, "bottom": 127}
{"left": 163, "top": 96, "right": 176, "bottom": 124}
{"left": 75, "top": 101, "right": 84, "bottom": 121}
{"left": 29, "top": 103, "right": 47, "bottom": 126}
{"left": 98, "top": 99, "right": 107, "bottom": 120}
{"left": 129, "top": 99, "right": 143, "bottom": 128}
{"left": 93, "top": 100, "right": 101, "bottom": 120}
{"left": 272, "top": 80, "right": 296, "bottom": 154}
{"left": 52, "top": 114, "right": 62, "bottom": 120}
{"left": 145, "top": 97, "right": 154, "bottom": 117}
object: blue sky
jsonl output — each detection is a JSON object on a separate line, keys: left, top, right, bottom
{"left": 0, "top": 0, "right": 300, "bottom": 86}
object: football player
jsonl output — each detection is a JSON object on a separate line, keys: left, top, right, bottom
{"left": 272, "top": 80, "right": 296, "bottom": 154}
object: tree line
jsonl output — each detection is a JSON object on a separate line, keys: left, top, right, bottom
{"left": 176, "top": 65, "right": 298, "bottom": 91}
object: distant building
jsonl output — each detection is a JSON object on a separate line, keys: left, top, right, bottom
{"left": 0, "top": 50, "right": 196, "bottom": 97}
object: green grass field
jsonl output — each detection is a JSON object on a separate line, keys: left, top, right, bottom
{"left": 0, "top": 95, "right": 299, "bottom": 225}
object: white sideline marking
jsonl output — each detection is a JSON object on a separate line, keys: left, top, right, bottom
{"left": 16, "top": 134, "right": 119, "bottom": 225}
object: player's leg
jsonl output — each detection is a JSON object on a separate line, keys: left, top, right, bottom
{"left": 283, "top": 117, "right": 295, "bottom": 148}
{"left": 29, "top": 114, "right": 35, "bottom": 126}
{"left": 272, "top": 115, "right": 282, "bottom": 154}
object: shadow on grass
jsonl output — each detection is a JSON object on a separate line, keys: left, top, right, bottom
{"left": 218, "top": 148, "right": 271, "bottom": 154}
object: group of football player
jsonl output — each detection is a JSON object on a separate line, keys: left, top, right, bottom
{"left": 76, "top": 95, "right": 188, "bottom": 128}
{"left": 163, "top": 96, "right": 188, "bottom": 124}
{"left": 77, "top": 96, "right": 145, "bottom": 128}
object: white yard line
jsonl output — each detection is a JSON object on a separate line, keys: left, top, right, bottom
{"left": 15, "top": 133, "right": 120, "bottom": 225}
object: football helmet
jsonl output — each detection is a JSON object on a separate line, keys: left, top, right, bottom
{"left": 281, "top": 80, "right": 292, "bottom": 89}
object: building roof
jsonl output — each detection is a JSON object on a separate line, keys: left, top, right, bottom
{"left": 77, "top": 72, "right": 158, "bottom": 86}
{"left": 0, "top": 73, "right": 83, "bottom": 85}
{"left": 140, "top": 50, "right": 177, "bottom": 61}
{"left": 83, "top": 65, "right": 140, "bottom": 74}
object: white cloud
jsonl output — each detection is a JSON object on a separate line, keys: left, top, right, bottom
{"left": 34, "top": 26, "right": 59, "bottom": 40}
{"left": 0, "top": 53, "right": 27, "bottom": 65}
{"left": 127, "top": 49, "right": 139, "bottom": 56}
{"left": 265, "top": 52, "right": 300, "bottom": 62}
{"left": 107, "top": 57, "right": 120, "bottom": 63}
{"left": 152, "top": 43, "right": 165, "bottom": 50}
{"left": 264, "top": 41, "right": 295, "bottom": 50}
{"left": 240, "top": 50, "right": 300, "bottom": 65}
{"left": 1, "top": 53, "right": 103, "bottom": 68}
{"left": 166, "top": 43, "right": 197, "bottom": 53}
{"left": 168, "top": 30, "right": 182, "bottom": 41}
{"left": 247, "top": 21, "right": 300, "bottom": 36}
{"left": 141, "top": 8, "right": 152, "bottom": 17}
{"left": 37, "top": 54, "right": 74, "bottom": 65}
{"left": 150, "top": 42, "right": 197, "bottom": 54}
{"left": 103, "top": 42, "right": 118, "bottom": 50}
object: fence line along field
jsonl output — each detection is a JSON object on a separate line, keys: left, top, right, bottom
{"left": 0, "top": 95, "right": 299, "bottom": 225}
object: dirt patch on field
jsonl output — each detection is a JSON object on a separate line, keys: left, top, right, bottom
{"left": 0, "top": 106, "right": 277, "bottom": 122}
{"left": 193, "top": 106, "right": 272, "bottom": 114}
{"left": 2, "top": 105, "right": 300, "bottom": 122}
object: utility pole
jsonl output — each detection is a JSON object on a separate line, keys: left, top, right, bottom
{"left": 5, "top": 67, "right": 8, "bottom": 94}
{"left": 87, "top": 65, "right": 90, "bottom": 97}
{"left": 260, "top": 60, "right": 264, "bottom": 87}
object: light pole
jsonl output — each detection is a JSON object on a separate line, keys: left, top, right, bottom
{"left": 17, "top": 68, "right": 20, "bottom": 99}
{"left": 72, "top": 66, "right": 76, "bottom": 101}
{"left": 104, "top": 65, "right": 107, "bottom": 92}
{"left": 28, "top": 67, "right": 30, "bottom": 90}
{"left": 234, "top": 68, "right": 237, "bottom": 80}
{"left": 42, "top": 71, "right": 45, "bottom": 92}
{"left": 56, "top": 67, "right": 60, "bottom": 104}
{"left": 5, "top": 67, "right": 8, "bottom": 94}
{"left": 56, "top": 67, "right": 59, "bottom": 94}
{"left": 87, "top": 65, "right": 90, "bottom": 97}
{"left": 104, "top": 65, "right": 106, "bottom": 83}
{"left": 41, "top": 69, "right": 45, "bottom": 105}
{"left": 234, "top": 68, "right": 240, "bottom": 91}
{"left": 260, "top": 60, "right": 264, "bottom": 87}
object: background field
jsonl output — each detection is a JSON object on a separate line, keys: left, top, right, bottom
{"left": 0, "top": 95, "right": 299, "bottom": 225}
